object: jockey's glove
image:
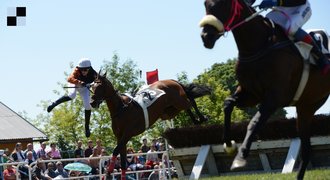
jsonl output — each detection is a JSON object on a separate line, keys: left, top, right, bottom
{"left": 81, "top": 82, "right": 91, "bottom": 88}
{"left": 259, "top": 0, "right": 278, "bottom": 9}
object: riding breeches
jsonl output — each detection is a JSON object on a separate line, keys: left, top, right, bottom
{"left": 266, "top": 1, "right": 311, "bottom": 36}
{"left": 67, "top": 84, "right": 92, "bottom": 110}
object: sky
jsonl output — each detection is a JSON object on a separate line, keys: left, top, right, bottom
{"left": 1, "top": 0, "right": 330, "bottom": 120}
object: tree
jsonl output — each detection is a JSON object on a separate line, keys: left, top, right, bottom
{"left": 34, "top": 53, "right": 144, "bottom": 151}
{"left": 196, "top": 59, "right": 287, "bottom": 121}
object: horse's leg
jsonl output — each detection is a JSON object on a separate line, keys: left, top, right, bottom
{"left": 296, "top": 97, "right": 327, "bottom": 180}
{"left": 189, "top": 97, "right": 208, "bottom": 123}
{"left": 165, "top": 88, "right": 201, "bottom": 123}
{"left": 231, "top": 99, "right": 277, "bottom": 170}
{"left": 186, "top": 108, "right": 201, "bottom": 125}
{"left": 108, "top": 136, "right": 130, "bottom": 173}
{"left": 120, "top": 144, "right": 127, "bottom": 180}
{"left": 223, "top": 86, "right": 258, "bottom": 148}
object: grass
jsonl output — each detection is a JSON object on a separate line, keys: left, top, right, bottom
{"left": 200, "top": 168, "right": 330, "bottom": 180}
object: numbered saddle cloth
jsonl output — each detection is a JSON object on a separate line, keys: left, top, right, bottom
{"left": 131, "top": 85, "right": 166, "bottom": 129}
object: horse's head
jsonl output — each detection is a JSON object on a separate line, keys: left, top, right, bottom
{"left": 200, "top": 0, "right": 247, "bottom": 48}
{"left": 90, "top": 71, "right": 114, "bottom": 108}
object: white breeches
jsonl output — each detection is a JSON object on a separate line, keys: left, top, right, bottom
{"left": 68, "top": 84, "right": 91, "bottom": 110}
{"left": 266, "top": 1, "right": 311, "bottom": 36}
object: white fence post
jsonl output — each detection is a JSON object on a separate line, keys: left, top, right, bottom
{"left": 282, "top": 138, "right": 301, "bottom": 173}
{"left": 189, "top": 145, "right": 218, "bottom": 180}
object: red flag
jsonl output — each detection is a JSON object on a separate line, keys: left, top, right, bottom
{"left": 146, "top": 69, "right": 159, "bottom": 85}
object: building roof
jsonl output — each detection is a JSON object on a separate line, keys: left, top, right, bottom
{"left": 0, "top": 101, "right": 47, "bottom": 141}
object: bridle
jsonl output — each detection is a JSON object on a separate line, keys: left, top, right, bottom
{"left": 212, "top": 0, "right": 265, "bottom": 33}
{"left": 91, "top": 79, "right": 131, "bottom": 112}
{"left": 222, "top": 0, "right": 244, "bottom": 31}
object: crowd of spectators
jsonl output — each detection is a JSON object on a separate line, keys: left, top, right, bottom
{"left": 1, "top": 137, "right": 175, "bottom": 180}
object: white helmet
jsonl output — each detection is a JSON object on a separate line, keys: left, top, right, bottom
{"left": 78, "top": 58, "right": 91, "bottom": 68}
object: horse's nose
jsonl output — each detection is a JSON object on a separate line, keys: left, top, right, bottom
{"left": 90, "top": 100, "right": 98, "bottom": 108}
{"left": 201, "top": 32, "right": 216, "bottom": 49}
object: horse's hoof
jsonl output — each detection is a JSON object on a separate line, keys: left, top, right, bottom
{"left": 230, "top": 156, "right": 247, "bottom": 171}
{"left": 223, "top": 140, "right": 237, "bottom": 155}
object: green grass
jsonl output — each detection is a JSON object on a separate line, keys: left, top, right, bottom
{"left": 200, "top": 168, "right": 330, "bottom": 180}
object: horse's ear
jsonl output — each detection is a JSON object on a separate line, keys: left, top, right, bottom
{"left": 103, "top": 71, "right": 107, "bottom": 77}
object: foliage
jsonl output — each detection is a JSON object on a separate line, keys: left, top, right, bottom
{"left": 34, "top": 53, "right": 146, "bottom": 151}
{"left": 195, "top": 58, "right": 286, "bottom": 121}
{"left": 31, "top": 55, "right": 288, "bottom": 152}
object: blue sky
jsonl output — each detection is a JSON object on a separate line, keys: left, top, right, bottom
{"left": 1, "top": 0, "right": 330, "bottom": 120}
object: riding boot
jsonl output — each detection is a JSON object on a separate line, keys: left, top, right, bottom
{"left": 311, "top": 44, "right": 330, "bottom": 75}
{"left": 294, "top": 28, "right": 330, "bottom": 75}
{"left": 47, "top": 96, "right": 71, "bottom": 112}
{"left": 85, "top": 110, "right": 91, "bottom": 137}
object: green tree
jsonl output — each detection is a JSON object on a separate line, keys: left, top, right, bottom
{"left": 34, "top": 53, "right": 144, "bottom": 151}
{"left": 196, "top": 59, "right": 286, "bottom": 121}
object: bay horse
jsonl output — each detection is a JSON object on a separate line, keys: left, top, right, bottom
{"left": 199, "top": 0, "right": 330, "bottom": 179}
{"left": 90, "top": 72, "right": 211, "bottom": 179}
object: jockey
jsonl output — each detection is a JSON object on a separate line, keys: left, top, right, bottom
{"left": 47, "top": 58, "right": 98, "bottom": 137}
{"left": 248, "top": 0, "right": 330, "bottom": 74}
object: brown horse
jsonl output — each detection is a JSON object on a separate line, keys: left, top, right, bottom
{"left": 200, "top": 0, "right": 330, "bottom": 179}
{"left": 90, "top": 72, "right": 211, "bottom": 179}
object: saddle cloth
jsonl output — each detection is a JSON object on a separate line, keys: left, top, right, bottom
{"left": 125, "top": 85, "right": 165, "bottom": 129}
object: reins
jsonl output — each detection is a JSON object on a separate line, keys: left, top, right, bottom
{"left": 95, "top": 81, "right": 133, "bottom": 119}
{"left": 223, "top": 0, "right": 265, "bottom": 32}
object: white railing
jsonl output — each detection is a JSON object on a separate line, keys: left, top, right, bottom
{"left": 110, "top": 151, "right": 172, "bottom": 180}
{"left": 0, "top": 151, "right": 173, "bottom": 180}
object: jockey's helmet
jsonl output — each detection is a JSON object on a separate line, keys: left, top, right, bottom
{"left": 78, "top": 58, "right": 92, "bottom": 68}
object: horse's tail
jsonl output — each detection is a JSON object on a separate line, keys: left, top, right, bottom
{"left": 181, "top": 82, "right": 212, "bottom": 99}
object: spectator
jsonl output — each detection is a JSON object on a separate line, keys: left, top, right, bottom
{"left": 24, "top": 143, "right": 38, "bottom": 162}
{"left": 84, "top": 139, "right": 94, "bottom": 158}
{"left": 126, "top": 147, "right": 138, "bottom": 171}
{"left": 137, "top": 149, "right": 146, "bottom": 165}
{"left": 89, "top": 147, "right": 100, "bottom": 175}
{"left": 157, "top": 143, "right": 165, "bottom": 160}
{"left": 11, "top": 142, "right": 28, "bottom": 179}
{"left": 151, "top": 139, "right": 159, "bottom": 151}
{"left": 48, "top": 143, "right": 62, "bottom": 159}
{"left": 31, "top": 159, "right": 50, "bottom": 180}
{"left": 69, "top": 170, "right": 84, "bottom": 180}
{"left": 46, "top": 151, "right": 53, "bottom": 160}
{"left": 3, "top": 160, "right": 18, "bottom": 180}
{"left": 100, "top": 149, "right": 108, "bottom": 173}
{"left": 74, "top": 140, "right": 84, "bottom": 158}
{"left": 55, "top": 161, "right": 69, "bottom": 178}
{"left": 148, "top": 164, "right": 160, "bottom": 180}
{"left": 36, "top": 142, "right": 48, "bottom": 160}
{"left": 44, "top": 162, "right": 57, "bottom": 178}
{"left": 24, "top": 151, "right": 35, "bottom": 165}
{"left": 11, "top": 142, "right": 25, "bottom": 162}
{"left": 95, "top": 139, "right": 105, "bottom": 155}
{"left": 146, "top": 146, "right": 159, "bottom": 168}
{"left": 140, "top": 138, "right": 150, "bottom": 153}
{"left": 2, "top": 149, "right": 11, "bottom": 163}
{"left": 139, "top": 138, "right": 150, "bottom": 165}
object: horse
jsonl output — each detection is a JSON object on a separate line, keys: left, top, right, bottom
{"left": 90, "top": 72, "right": 211, "bottom": 179}
{"left": 199, "top": 0, "right": 330, "bottom": 179}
